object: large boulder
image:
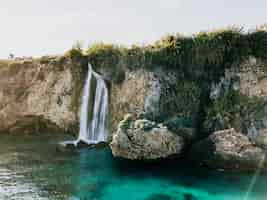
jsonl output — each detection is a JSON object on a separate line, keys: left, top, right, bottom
{"left": 189, "top": 128, "right": 266, "bottom": 171}
{"left": 110, "top": 115, "right": 184, "bottom": 160}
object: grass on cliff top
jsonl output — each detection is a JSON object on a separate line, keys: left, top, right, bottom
{"left": 0, "top": 59, "right": 37, "bottom": 69}
{"left": 0, "top": 56, "right": 61, "bottom": 68}
{"left": 0, "top": 60, "right": 10, "bottom": 68}
{"left": 2, "top": 26, "right": 266, "bottom": 72}
{"left": 86, "top": 43, "right": 123, "bottom": 68}
{"left": 66, "top": 27, "right": 267, "bottom": 78}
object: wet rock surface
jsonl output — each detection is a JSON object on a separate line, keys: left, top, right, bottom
{"left": 57, "top": 140, "right": 107, "bottom": 152}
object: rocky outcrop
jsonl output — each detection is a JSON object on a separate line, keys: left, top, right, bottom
{"left": 107, "top": 64, "right": 202, "bottom": 133}
{"left": 110, "top": 115, "right": 184, "bottom": 160}
{"left": 0, "top": 56, "right": 86, "bottom": 134}
{"left": 189, "top": 128, "right": 266, "bottom": 171}
{"left": 238, "top": 57, "right": 267, "bottom": 139}
{"left": 205, "top": 57, "right": 267, "bottom": 142}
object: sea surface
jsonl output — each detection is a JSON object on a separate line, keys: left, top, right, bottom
{"left": 0, "top": 134, "right": 267, "bottom": 200}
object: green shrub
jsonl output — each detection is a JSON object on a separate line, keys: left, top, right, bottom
{"left": 248, "top": 30, "right": 267, "bottom": 59}
{"left": 159, "top": 80, "right": 202, "bottom": 120}
{"left": 125, "top": 45, "right": 151, "bottom": 69}
{"left": 86, "top": 43, "right": 122, "bottom": 68}
{"left": 163, "top": 116, "right": 193, "bottom": 132}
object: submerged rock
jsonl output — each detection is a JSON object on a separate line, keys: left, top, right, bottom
{"left": 189, "top": 128, "right": 266, "bottom": 171}
{"left": 110, "top": 116, "right": 184, "bottom": 160}
{"left": 57, "top": 140, "right": 107, "bottom": 152}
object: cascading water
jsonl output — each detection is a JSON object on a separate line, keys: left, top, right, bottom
{"left": 77, "top": 63, "right": 109, "bottom": 144}
{"left": 61, "top": 63, "right": 109, "bottom": 147}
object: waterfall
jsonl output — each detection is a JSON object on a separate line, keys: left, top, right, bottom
{"left": 78, "top": 63, "right": 108, "bottom": 144}
{"left": 75, "top": 63, "right": 108, "bottom": 145}
{"left": 60, "top": 63, "right": 108, "bottom": 147}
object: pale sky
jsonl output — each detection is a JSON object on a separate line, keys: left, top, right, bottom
{"left": 0, "top": 0, "right": 266, "bottom": 58}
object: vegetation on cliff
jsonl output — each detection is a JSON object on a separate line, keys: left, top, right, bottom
{"left": 204, "top": 90, "right": 266, "bottom": 133}
{"left": 70, "top": 27, "right": 267, "bottom": 81}
{"left": 2, "top": 26, "right": 267, "bottom": 78}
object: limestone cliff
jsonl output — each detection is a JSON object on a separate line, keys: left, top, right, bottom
{"left": 0, "top": 56, "right": 86, "bottom": 134}
{"left": 1, "top": 55, "right": 267, "bottom": 140}
{"left": 0, "top": 55, "right": 192, "bottom": 136}
{"left": 204, "top": 56, "right": 267, "bottom": 140}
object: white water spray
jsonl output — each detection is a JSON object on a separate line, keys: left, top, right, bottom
{"left": 77, "top": 63, "right": 109, "bottom": 145}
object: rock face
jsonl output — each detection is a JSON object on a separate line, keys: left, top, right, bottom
{"left": 108, "top": 67, "right": 193, "bottom": 133}
{"left": 0, "top": 54, "right": 202, "bottom": 137}
{"left": 0, "top": 56, "right": 86, "bottom": 134}
{"left": 190, "top": 128, "right": 266, "bottom": 171}
{"left": 205, "top": 57, "right": 267, "bottom": 143}
{"left": 110, "top": 115, "right": 184, "bottom": 160}
{"left": 238, "top": 57, "right": 267, "bottom": 139}
{"left": 0, "top": 56, "right": 190, "bottom": 136}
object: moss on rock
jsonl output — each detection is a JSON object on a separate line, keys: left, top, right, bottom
{"left": 118, "top": 114, "right": 134, "bottom": 130}
{"left": 204, "top": 90, "right": 266, "bottom": 133}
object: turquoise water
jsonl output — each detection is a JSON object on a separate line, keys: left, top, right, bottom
{"left": 0, "top": 134, "right": 267, "bottom": 200}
